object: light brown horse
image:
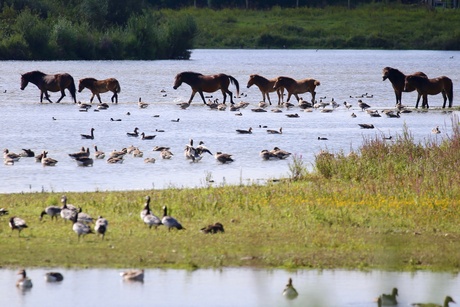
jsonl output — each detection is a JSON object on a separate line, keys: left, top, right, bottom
{"left": 382, "top": 67, "right": 427, "bottom": 106}
{"left": 405, "top": 74, "right": 453, "bottom": 109}
{"left": 78, "top": 77, "right": 121, "bottom": 103}
{"left": 247, "top": 74, "right": 284, "bottom": 106}
{"left": 173, "top": 71, "right": 240, "bottom": 105}
{"left": 273, "top": 76, "right": 320, "bottom": 103}
{"left": 20, "top": 70, "right": 77, "bottom": 103}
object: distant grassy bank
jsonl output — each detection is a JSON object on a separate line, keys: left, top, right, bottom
{"left": 1, "top": 124, "right": 460, "bottom": 271}
{"left": 176, "top": 4, "right": 460, "bottom": 49}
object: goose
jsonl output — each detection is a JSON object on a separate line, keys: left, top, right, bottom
{"left": 4, "top": 157, "right": 14, "bottom": 165}
{"left": 251, "top": 107, "right": 267, "bottom": 112}
{"left": 271, "top": 108, "right": 283, "bottom": 113}
{"left": 120, "top": 269, "right": 144, "bottom": 282}
{"left": 358, "top": 123, "right": 375, "bottom": 129}
{"left": 171, "top": 118, "right": 180, "bottom": 122}
{"left": 235, "top": 112, "right": 243, "bottom": 116}
{"left": 44, "top": 272, "right": 64, "bottom": 282}
{"left": 271, "top": 147, "right": 291, "bottom": 159}
{"left": 138, "top": 97, "right": 149, "bottom": 108}
{"left": 234, "top": 101, "right": 250, "bottom": 109}
{"left": 81, "top": 128, "right": 95, "bottom": 140}
{"left": 93, "top": 145, "right": 105, "bottom": 159}
{"left": 351, "top": 112, "right": 357, "bottom": 118}
{"left": 200, "top": 222, "right": 225, "bottom": 234}
{"left": 432, "top": 126, "right": 441, "bottom": 134}
{"left": 71, "top": 212, "right": 94, "bottom": 240}
{"left": 75, "top": 156, "right": 93, "bottom": 167}
{"left": 282, "top": 278, "right": 298, "bottom": 300}
{"left": 132, "top": 147, "right": 143, "bottom": 158}
{"left": 112, "top": 147, "right": 128, "bottom": 157}
{"left": 20, "top": 148, "right": 35, "bottom": 157}
{"left": 68, "top": 147, "right": 90, "bottom": 160}
{"left": 368, "top": 110, "right": 381, "bottom": 117}
{"left": 94, "top": 216, "right": 108, "bottom": 239}
{"left": 0, "top": 208, "right": 9, "bottom": 216}
{"left": 236, "top": 127, "right": 252, "bottom": 134}
{"left": 229, "top": 105, "right": 240, "bottom": 112}
{"left": 162, "top": 206, "right": 184, "bottom": 231}
{"left": 260, "top": 149, "right": 278, "bottom": 160}
{"left": 35, "top": 151, "right": 47, "bottom": 163}
{"left": 412, "top": 296, "right": 455, "bottom": 307}
{"left": 16, "top": 269, "right": 33, "bottom": 289}
{"left": 267, "top": 127, "right": 282, "bottom": 134}
{"left": 9, "top": 216, "right": 28, "bottom": 236}
{"left": 321, "top": 108, "right": 334, "bottom": 113}
{"left": 140, "top": 196, "right": 161, "bottom": 229}
{"left": 286, "top": 113, "right": 299, "bottom": 118}
{"left": 77, "top": 207, "right": 93, "bottom": 224}
{"left": 160, "top": 149, "right": 174, "bottom": 159}
{"left": 196, "top": 141, "right": 213, "bottom": 156}
{"left": 153, "top": 146, "right": 170, "bottom": 152}
{"left": 178, "top": 102, "right": 190, "bottom": 109}
{"left": 60, "top": 195, "right": 78, "bottom": 222}
{"left": 126, "top": 145, "right": 135, "bottom": 155}
{"left": 184, "top": 139, "right": 202, "bottom": 162}
{"left": 343, "top": 101, "right": 352, "bottom": 109}
{"left": 3, "top": 149, "right": 20, "bottom": 161}
{"left": 41, "top": 151, "right": 58, "bottom": 166}
{"left": 140, "top": 196, "right": 152, "bottom": 220}
{"left": 144, "top": 157, "right": 156, "bottom": 163}
{"left": 258, "top": 101, "right": 269, "bottom": 108}
{"left": 110, "top": 118, "right": 122, "bottom": 121}
{"left": 40, "top": 205, "right": 61, "bottom": 221}
{"left": 384, "top": 110, "right": 401, "bottom": 118}
{"left": 98, "top": 103, "right": 109, "bottom": 110}
{"left": 127, "top": 127, "right": 140, "bottom": 137}
{"left": 217, "top": 103, "right": 226, "bottom": 111}
{"left": 141, "top": 132, "right": 156, "bottom": 140}
{"left": 383, "top": 136, "right": 393, "bottom": 140}
{"left": 378, "top": 287, "right": 398, "bottom": 305}
{"left": 358, "top": 100, "right": 371, "bottom": 111}
{"left": 107, "top": 156, "right": 124, "bottom": 164}
{"left": 214, "top": 152, "right": 234, "bottom": 164}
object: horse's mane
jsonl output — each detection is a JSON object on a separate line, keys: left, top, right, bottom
{"left": 383, "top": 67, "right": 404, "bottom": 77}
{"left": 23, "top": 70, "right": 46, "bottom": 77}
{"left": 81, "top": 77, "right": 98, "bottom": 82}
{"left": 178, "top": 71, "right": 203, "bottom": 77}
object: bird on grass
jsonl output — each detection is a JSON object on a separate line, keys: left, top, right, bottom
{"left": 162, "top": 206, "right": 184, "bottom": 231}
{"left": 201, "top": 222, "right": 225, "bottom": 234}
{"left": 94, "top": 216, "right": 108, "bottom": 239}
{"left": 411, "top": 296, "right": 456, "bottom": 307}
{"left": 282, "top": 278, "right": 298, "bottom": 300}
{"left": 40, "top": 205, "right": 62, "bottom": 221}
{"left": 9, "top": 216, "right": 28, "bottom": 237}
{"left": 141, "top": 196, "right": 162, "bottom": 230}
{"left": 71, "top": 212, "right": 94, "bottom": 241}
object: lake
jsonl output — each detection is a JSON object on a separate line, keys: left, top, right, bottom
{"left": 1, "top": 268, "right": 459, "bottom": 307}
{"left": 0, "top": 49, "right": 459, "bottom": 193}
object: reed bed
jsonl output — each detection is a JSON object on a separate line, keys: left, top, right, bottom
{"left": 1, "top": 123, "right": 460, "bottom": 271}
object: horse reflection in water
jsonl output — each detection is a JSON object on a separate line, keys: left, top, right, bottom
{"left": 78, "top": 77, "right": 121, "bottom": 103}
{"left": 20, "top": 70, "right": 77, "bottom": 103}
{"left": 173, "top": 71, "right": 240, "bottom": 105}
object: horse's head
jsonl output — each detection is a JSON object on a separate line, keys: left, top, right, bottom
{"left": 20, "top": 74, "right": 29, "bottom": 90}
{"left": 173, "top": 73, "right": 183, "bottom": 90}
{"left": 382, "top": 67, "right": 391, "bottom": 81}
{"left": 77, "top": 79, "right": 85, "bottom": 93}
{"left": 273, "top": 77, "right": 284, "bottom": 90}
{"left": 404, "top": 75, "right": 415, "bottom": 91}
{"left": 247, "top": 75, "right": 256, "bottom": 88}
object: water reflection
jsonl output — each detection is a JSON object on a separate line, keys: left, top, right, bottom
{"left": 0, "top": 268, "right": 458, "bottom": 307}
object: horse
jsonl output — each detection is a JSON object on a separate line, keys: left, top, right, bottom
{"left": 382, "top": 67, "right": 427, "bottom": 106}
{"left": 20, "top": 70, "right": 77, "bottom": 103}
{"left": 273, "top": 76, "right": 320, "bottom": 103}
{"left": 405, "top": 74, "right": 453, "bottom": 109}
{"left": 78, "top": 77, "right": 121, "bottom": 103}
{"left": 173, "top": 71, "right": 240, "bottom": 105}
{"left": 247, "top": 74, "right": 285, "bottom": 106}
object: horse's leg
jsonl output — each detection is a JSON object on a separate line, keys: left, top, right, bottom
{"left": 311, "top": 90, "right": 316, "bottom": 103}
{"left": 96, "top": 93, "right": 102, "bottom": 104}
{"left": 395, "top": 91, "right": 402, "bottom": 106}
{"left": 188, "top": 90, "right": 198, "bottom": 104}
{"left": 56, "top": 89, "right": 66, "bottom": 103}
{"left": 294, "top": 94, "right": 300, "bottom": 102}
{"left": 442, "top": 91, "right": 447, "bottom": 108}
{"left": 89, "top": 93, "right": 95, "bottom": 103}
{"left": 422, "top": 95, "right": 429, "bottom": 109}
{"left": 221, "top": 90, "right": 227, "bottom": 104}
{"left": 415, "top": 94, "right": 422, "bottom": 109}
{"left": 111, "top": 92, "right": 118, "bottom": 103}
{"left": 197, "top": 91, "right": 207, "bottom": 104}
{"left": 223, "top": 89, "right": 234, "bottom": 104}
{"left": 266, "top": 92, "right": 272, "bottom": 105}
{"left": 286, "top": 93, "right": 292, "bottom": 103}
{"left": 43, "top": 90, "right": 53, "bottom": 103}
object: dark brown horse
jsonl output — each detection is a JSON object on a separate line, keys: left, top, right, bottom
{"left": 173, "top": 71, "right": 240, "bottom": 105}
{"left": 273, "top": 76, "right": 320, "bottom": 103}
{"left": 247, "top": 74, "right": 284, "bottom": 106}
{"left": 20, "top": 70, "right": 77, "bottom": 103}
{"left": 78, "top": 78, "right": 121, "bottom": 103}
{"left": 405, "top": 74, "right": 453, "bottom": 109}
{"left": 382, "top": 67, "right": 427, "bottom": 106}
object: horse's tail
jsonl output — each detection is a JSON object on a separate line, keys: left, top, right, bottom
{"left": 228, "top": 75, "right": 240, "bottom": 98}
{"left": 314, "top": 80, "right": 321, "bottom": 86}
{"left": 448, "top": 79, "right": 453, "bottom": 106}
{"left": 68, "top": 76, "right": 77, "bottom": 103}
{"left": 115, "top": 80, "right": 121, "bottom": 93}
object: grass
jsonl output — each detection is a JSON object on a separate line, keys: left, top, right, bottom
{"left": 1, "top": 121, "right": 460, "bottom": 271}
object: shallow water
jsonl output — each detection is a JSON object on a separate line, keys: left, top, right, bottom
{"left": 0, "top": 49, "right": 459, "bottom": 193}
{"left": 1, "top": 268, "right": 459, "bottom": 307}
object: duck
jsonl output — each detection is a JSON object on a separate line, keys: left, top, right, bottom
{"left": 286, "top": 113, "right": 299, "bottom": 118}
{"left": 432, "top": 126, "right": 441, "bottom": 134}
{"left": 378, "top": 287, "right": 398, "bottom": 305}
{"left": 160, "top": 149, "right": 174, "bottom": 159}
{"left": 271, "top": 147, "right": 291, "bottom": 159}
{"left": 94, "top": 216, "right": 108, "bottom": 239}
{"left": 71, "top": 212, "right": 94, "bottom": 240}
{"left": 127, "top": 127, "right": 140, "bottom": 137}
{"left": 411, "top": 296, "right": 456, "bottom": 307}
{"left": 75, "top": 156, "right": 94, "bottom": 167}
{"left": 144, "top": 157, "right": 156, "bottom": 163}
{"left": 141, "top": 132, "right": 156, "bottom": 140}
{"left": 40, "top": 205, "right": 62, "bottom": 221}
{"left": 140, "top": 197, "right": 161, "bottom": 229}
{"left": 267, "top": 127, "right": 282, "bottom": 134}
{"left": 9, "top": 216, "right": 28, "bottom": 236}
{"left": 3, "top": 149, "right": 21, "bottom": 161}
{"left": 282, "top": 278, "right": 298, "bottom": 300}
{"left": 358, "top": 123, "right": 375, "bottom": 129}
{"left": 200, "top": 222, "right": 225, "bottom": 234}
{"left": 20, "top": 148, "right": 35, "bottom": 157}
{"left": 120, "top": 269, "right": 144, "bottom": 282}
{"left": 16, "top": 269, "right": 33, "bottom": 289}
{"left": 81, "top": 128, "right": 95, "bottom": 140}
{"left": 68, "top": 147, "right": 90, "bottom": 160}
{"left": 93, "top": 145, "right": 105, "bottom": 159}
{"left": 214, "top": 152, "right": 234, "bottom": 164}
{"left": 236, "top": 127, "right": 252, "bottom": 134}
{"left": 162, "top": 206, "right": 184, "bottom": 231}
{"left": 44, "top": 272, "right": 64, "bottom": 282}
{"left": 41, "top": 151, "right": 58, "bottom": 166}
{"left": 171, "top": 118, "right": 180, "bottom": 122}
{"left": 138, "top": 97, "right": 149, "bottom": 108}
{"left": 318, "top": 137, "right": 328, "bottom": 140}
{"left": 110, "top": 118, "right": 122, "bottom": 121}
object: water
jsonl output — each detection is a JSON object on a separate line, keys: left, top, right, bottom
{"left": 1, "top": 268, "right": 458, "bottom": 306}
{"left": 0, "top": 49, "right": 459, "bottom": 193}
